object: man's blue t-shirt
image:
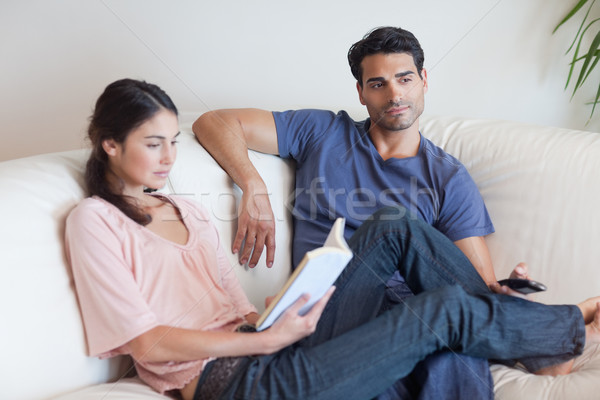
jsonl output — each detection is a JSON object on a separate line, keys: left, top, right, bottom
{"left": 273, "top": 109, "right": 494, "bottom": 268}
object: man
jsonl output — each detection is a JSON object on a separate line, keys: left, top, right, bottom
{"left": 193, "top": 27, "right": 530, "bottom": 398}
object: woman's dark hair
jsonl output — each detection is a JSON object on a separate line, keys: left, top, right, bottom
{"left": 348, "top": 26, "right": 425, "bottom": 86}
{"left": 85, "top": 78, "right": 178, "bottom": 225}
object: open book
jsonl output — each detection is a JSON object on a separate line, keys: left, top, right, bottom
{"left": 255, "top": 218, "right": 353, "bottom": 331}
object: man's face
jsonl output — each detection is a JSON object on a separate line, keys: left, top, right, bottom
{"left": 357, "top": 52, "right": 428, "bottom": 133}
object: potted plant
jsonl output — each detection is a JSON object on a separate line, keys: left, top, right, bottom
{"left": 554, "top": 0, "right": 600, "bottom": 122}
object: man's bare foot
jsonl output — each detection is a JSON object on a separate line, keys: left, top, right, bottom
{"left": 584, "top": 301, "right": 600, "bottom": 345}
{"left": 535, "top": 301, "right": 600, "bottom": 376}
{"left": 535, "top": 359, "right": 574, "bottom": 376}
{"left": 578, "top": 297, "right": 600, "bottom": 323}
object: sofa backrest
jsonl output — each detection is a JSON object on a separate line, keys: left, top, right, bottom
{"left": 421, "top": 116, "right": 600, "bottom": 305}
{"left": 0, "top": 150, "right": 126, "bottom": 399}
{"left": 3, "top": 116, "right": 599, "bottom": 398}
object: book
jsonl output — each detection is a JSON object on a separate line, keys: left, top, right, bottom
{"left": 255, "top": 218, "right": 353, "bottom": 331}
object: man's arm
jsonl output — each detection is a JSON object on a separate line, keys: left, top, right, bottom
{"left": 454, "top": 236, "right": 530, "bottom": 296}
{"left": 454, "top": 236, "right": 496, "bottom": 285}
{"left": 193, "top": 109, "right": 279, "bottom": 267}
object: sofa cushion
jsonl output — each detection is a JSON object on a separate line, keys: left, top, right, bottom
{"left": 491, "top": 344, "right": 600, "bottom": 399}
{"left": 55, "top": 377, "right": 169, "bottom": 399}
{"left": 0, "top": 150, "right": 126, "bottom": 399}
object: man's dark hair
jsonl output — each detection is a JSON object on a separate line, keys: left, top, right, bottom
{"left": 348, "top": 26, "right": 425, "bottom": 86}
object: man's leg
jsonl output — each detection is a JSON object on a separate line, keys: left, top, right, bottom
{"left": 226, "top": 284, "right": 583, "bottom": 400}
{"left": 303, "top": 205, "right": 492, "bottom": 344}
{"left": 377, "top": 353, "right": 493, "bottom": 400}
{"left": 299, "top": 206, "right": 582, "bottom": 372}
{"left": 221, "top": 207, "right": 584, "bottom": 399}
{"left": 379, "top": 277, "right": 493, "bottom": 400}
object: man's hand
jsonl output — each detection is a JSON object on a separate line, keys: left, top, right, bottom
{"left": 508, "top": 262, "right": 530, "bottom": 280}
{"left": 193, "top": 109, "right": 280, "bottom": 268}
{"left": 490, "top": 262, "right": 532, "bottom": 299}
{"left": 234, "top": 190, "right": 276, "bottom": 268}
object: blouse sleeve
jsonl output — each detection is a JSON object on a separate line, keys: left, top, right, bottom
{"left": 65, "top": 200, "right": 159, "bottom": 357}
{"left": 189, "top": 201, "right": 257, "bottom": 316}
{"left": 215, "top": 235, "right": 258, "bottom": 316}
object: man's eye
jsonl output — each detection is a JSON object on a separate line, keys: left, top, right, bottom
{"left": 171, "top": 140, "right": 179, "bottom": 145}
{"left": 147, "top": 144, "right": 160, "bottom": 148}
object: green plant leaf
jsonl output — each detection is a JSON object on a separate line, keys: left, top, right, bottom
{"left": 565, "top": 0, "right": 596, "bottom": 54}
{"left": 573, "top": 28, "right": 600, "bottom": 94}
{"left": 587, "top": 79, "right": 600, "bottom": 123}
{"left": 582, "top": 51, "right": 600, "bottom": 86}
{"left": 566, "top": 18, "right": 591, "bottom": 89}
{"left": 570, "top": 49, "right": 600, "bottom": 63}
{"left": 567, "top": 17, "right": 600, "bottom": 92}
{"left": 554, "top": 0, "right": 590, "bottom": 33}
{"left": 555, "top": 0, "right": 600, "bottom": 120}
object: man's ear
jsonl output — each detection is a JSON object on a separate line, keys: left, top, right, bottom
{"left": 102, "top": 139, "right": 118, "bottom": 157}
{"left": 421, "top": 68, "right": 428, "bottom": 94}
{"left": 356, "top": 81, "right": 366, "bottom": 105}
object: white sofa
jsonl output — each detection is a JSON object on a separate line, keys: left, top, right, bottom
{"left": 2, "top": 116, "right": 600, "bottom": 399}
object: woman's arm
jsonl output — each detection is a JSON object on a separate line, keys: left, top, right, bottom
{"left": 128, "top": 288, "right": 335, "bottom": 363}
{"left": 127, "top": 325, "right": 277, "bottom": 363}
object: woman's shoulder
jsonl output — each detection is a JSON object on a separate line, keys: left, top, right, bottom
{"left": 68, "top": 196, "right": 104, "bottom": 217}
{"left": 66, "top": 196, "right": 126, "bottom": 231}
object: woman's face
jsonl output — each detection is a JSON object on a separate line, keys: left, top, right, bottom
{"left": 103, "top": 108, "right": 179, "bottom": 197}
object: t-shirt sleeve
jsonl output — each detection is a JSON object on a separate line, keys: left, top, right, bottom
{"left": 436, "top": 167, "right": 495, "bottom": 241}
{"left": 65, "top": 202, "right": 159, "bottom": 357}
{"left": 273, "top": 109, "right": 337, "bottom": 163}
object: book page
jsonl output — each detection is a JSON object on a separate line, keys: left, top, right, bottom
{"left": 256, "top": 218, "right": 352, "bottom": 331}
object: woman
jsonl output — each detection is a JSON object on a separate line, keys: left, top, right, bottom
{"left": 66, "top": 78, "right": 600, "bottom": 400}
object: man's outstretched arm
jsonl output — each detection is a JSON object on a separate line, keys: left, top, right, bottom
{"left": 454, "top": 236, "right": 531, "bottom": 297}
{"left": 193, "top": 109, "right": 279, "bottom": 268}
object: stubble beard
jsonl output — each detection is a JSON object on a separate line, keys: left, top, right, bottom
{"left": 377, "top": 105, "right": 421, "bottom": 132}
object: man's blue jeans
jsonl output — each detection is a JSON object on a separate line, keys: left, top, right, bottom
{"left": 220, "top": 207, "right": 585, "bottom": 399}
{"left": 377, "top": 279, "right": 493, "bottom": 400}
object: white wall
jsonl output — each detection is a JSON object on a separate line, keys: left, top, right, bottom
{"left": 2, "top": 0, "right": 598, "bottom": 161}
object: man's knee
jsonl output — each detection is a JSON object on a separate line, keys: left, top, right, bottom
{"left": 357, "top": 205, "right": 427, "bottom": 238}
{"left": 371, "top": 205, "right": 415, "bottom": 222}
{"left": 359, "top": 206, "right": 415, "bottom": 231}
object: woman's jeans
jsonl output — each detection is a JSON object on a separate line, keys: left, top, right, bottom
{"left": 218, "top": 206, "right": 585, "bottom": 400}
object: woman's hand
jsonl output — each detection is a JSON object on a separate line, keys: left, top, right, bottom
{"left": 260, "top": 286, "right": 336, "bottom": 353}
{"left": 245, "top": 312, "right": 260, "bottom": 325}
